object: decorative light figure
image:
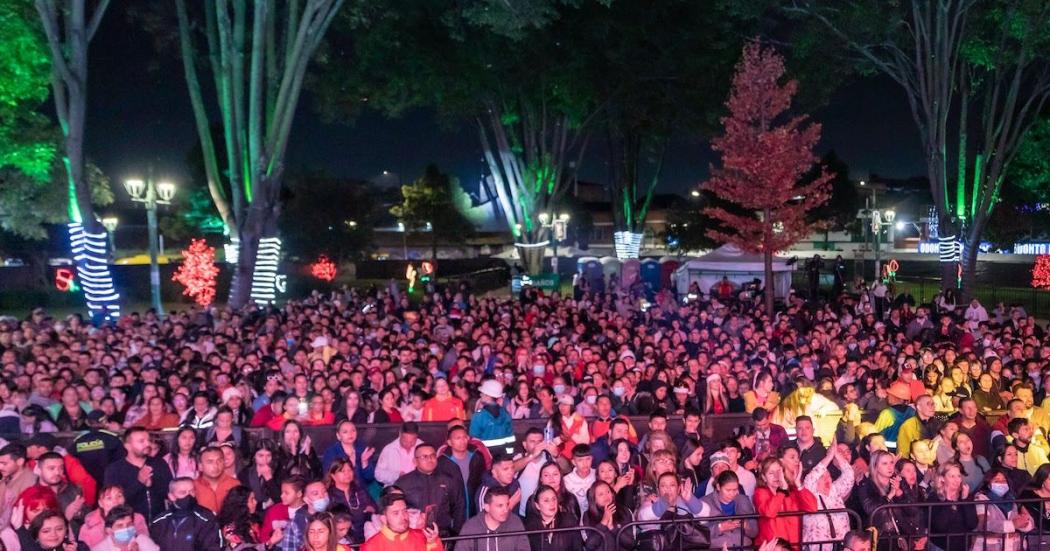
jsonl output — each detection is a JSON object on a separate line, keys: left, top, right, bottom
{"left": 311, "top": 255, "right": 338, "bottom": 281}
{"left": 68, "top": 222, "right": 120, "bottom": 320}
{"left": 172, "top": 239, "right": 219, "bottom": 306}
{"left": 250, "top": 237, "right": 282, "bottom": 304}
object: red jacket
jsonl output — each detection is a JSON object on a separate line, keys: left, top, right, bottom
{"left": 753, "top": 486, "right": 817, "bottom": 549}
{"left": 28, "top": 454, "right": 97, "bottom": 507}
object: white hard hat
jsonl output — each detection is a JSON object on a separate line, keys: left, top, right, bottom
{"left": 479, "top": 380, "right": 504, "bottom": 399}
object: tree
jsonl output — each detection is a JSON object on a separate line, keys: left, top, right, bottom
{"left": 173, "top": 0, "right": 344, "bottom": 306}
{"left": 312, "top": 0, "right": 601, "bottom": 273}
{"left": 569, "top": 0, "right": 746, "bottom": 258}
{"left": 172, "top": 238, "right": 219, "bottom": 306}
{"left": 34, "top": 0, "right": 121, "bottom": 319}
{"left": 0, "top": 0, "right": 53, "bottom": 184}
{"left": 1032, "top": 254, "right": 1050, "bottom": 289}
{"left": 786, "top": 0, "right": 1050, "bottom": 298}
{"left": 703, "top": 42, "right": 831, "bottom": 317}
{"left": 390, "top": 165, "right": 476, "bottom": 260}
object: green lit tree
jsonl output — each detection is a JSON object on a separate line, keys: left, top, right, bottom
{"left": 33, "top": 0, "right": 124, "bottom": 317}
{"left": 312, "top": 1, "right": 602, "bottom": 273}
{"left": 173, "top": 0, "right": 344, "bottom": 306}
{"left": 390, "top": 165, "right": 475, "bottom": 260}
{"left": 786, "top": 0, "right": 1050, "bottom": 297}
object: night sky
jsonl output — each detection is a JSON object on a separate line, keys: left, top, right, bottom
{"left": 82, "top": 5, "right": 927, "bottom": 201}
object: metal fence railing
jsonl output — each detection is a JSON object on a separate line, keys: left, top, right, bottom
{"left": 870, "top": 497, "right": 1050, "bottom": 551}
{"left": 615, "top": 507, "right": 862, "bottom": 551}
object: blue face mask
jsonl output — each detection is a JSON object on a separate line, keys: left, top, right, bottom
{"left": 313, "top": 497, "right": 330, "bottom": 512}
{"left": 553, "top": 384, "right": 566, "bottom": 395}
{"left": 613, "top": 387, "right": 626, "bottom": 397}
{"left": 113, "top": 527, "right": 136, "bottom": 544}
{"left": 990, "top": 483, "right": 1010, "bottom": 497}
{"left": 533, "top": 365, "right": 545, "bottom": 375}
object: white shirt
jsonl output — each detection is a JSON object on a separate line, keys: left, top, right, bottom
{"left": 374, "top": 440, "right": 420, "bottom": 485}
{"left": 514, "top": 453, "right": 545, "bottom": 516}
{"left": 563, "top": 469, "right": 596, "bottom": 512}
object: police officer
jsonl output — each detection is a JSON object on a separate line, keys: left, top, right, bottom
{"left": 149, "top": 477, "right": 221, "bottom": 551}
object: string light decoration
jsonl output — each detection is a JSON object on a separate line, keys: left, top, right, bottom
{"left": 613, "top": 231, "right": 644, "bottom": 259}
{"left": 172, "top": 239, "right": 219, "bottom": 306}
{"left": 1032, "top": 255, "right": 1050, "bottom": 289}
{"left": 68, "top": 222, "right": 120, "bottom": 319}
{"left": 311, "top": 255, "right": 337, "bottom": 281}
{"left": 250, "top": 237, "right": 282, "bottom": 304}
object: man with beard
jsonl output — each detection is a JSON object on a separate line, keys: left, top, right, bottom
{"left": 104, "top": 427, "right": 172, "bottom": 522}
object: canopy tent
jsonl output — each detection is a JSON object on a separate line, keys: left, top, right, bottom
{"left": 673, "top": 244, "right": 794, "bottom": 299}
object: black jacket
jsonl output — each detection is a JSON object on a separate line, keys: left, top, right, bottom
{"left": 438, "top": 446, "right": 486, "bottom": 518}
{"left": 523, "top": 511, "right": 584, "bottom": 551}
{"left": 149, "top": 502, "right": 222, "bottom": 551}
{"left": 103, "top": 456, "right": 172, "bottom": 523}
{"left": 394, "top": 469, "right": 465, "bottom": 536}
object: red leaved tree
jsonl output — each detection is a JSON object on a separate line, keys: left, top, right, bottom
{"left": 1032, "top": 255, "right": 1050, "bottom": 290}
{"left": 703, "top": 42, "right": 832, "bottom": 317}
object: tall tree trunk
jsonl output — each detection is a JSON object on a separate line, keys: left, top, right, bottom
{"left": 517, "top": 246, "right": 544, "bottom": 275}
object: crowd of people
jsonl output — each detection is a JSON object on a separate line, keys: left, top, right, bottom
{"left": 0, "top": 274, "right": 1048, "bottom": 551}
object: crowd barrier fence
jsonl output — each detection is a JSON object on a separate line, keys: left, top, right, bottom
{"left": 614, "top": 508, "right": 862, "bottom": 551}
{"left": 870, "top": 497, "right": 1050, "bottom": 551}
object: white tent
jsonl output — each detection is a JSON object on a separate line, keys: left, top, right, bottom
{"left": 674, "top": 244, "right": 794, "bottom": 299}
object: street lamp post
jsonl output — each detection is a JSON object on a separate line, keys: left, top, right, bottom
{"left": 123, "top": 175, "right": 175, "bottom": 316}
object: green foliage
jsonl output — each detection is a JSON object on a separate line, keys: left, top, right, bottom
{"left": 0, "top": 160, "right": 112, "bottom": 240}
{"left": 159, "top": 185, "right": 226, "bottom": 241}
{"left": 0, "top": 0, "right": 55, "bottom": 181}
{"left": 1010, "top": 117, "right": 1050, "bottom": 202}
{"left": 390, "top": 165, "right": 475, "bottom": 252}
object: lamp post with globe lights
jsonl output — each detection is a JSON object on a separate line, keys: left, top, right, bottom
{"left": 124, "top": 175, "right": 176, "bottom": 316}
{"left": 538, "top": 212, "right": 570, "bottom": 274}
{"left": 101, "top": 217, "right": 119, "bottom": 262}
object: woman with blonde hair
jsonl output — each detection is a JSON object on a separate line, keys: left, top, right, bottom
{"left": 641, "top": 430, "right": 678, "bottom": 469}
{"left": 926, "top": 461, "right": 978, "bottom": 551}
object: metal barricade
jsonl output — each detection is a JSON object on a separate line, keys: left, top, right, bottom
{"left": 869, "top": 496, "right": 1050, "bottom": 551}
{"left": 614, "top": 507, "right": 862, "bottom": 551}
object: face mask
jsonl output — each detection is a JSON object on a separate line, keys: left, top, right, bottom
{"left": 533, "top": 365, "right": 545, "bottom": 375}
{"left": 312, "top": 496, "right": 330, "bottom": 512}
{"left": 586, "top": 395, "right": 597, "bottom": 405}
{"left": 484, "top": 403, "right": 502, "bottom": 416}
{"left": 990, "top": 483, "right": 1009, "bottom": 497}
{"left": 113, "top": 527, "right": 136, "bottom": 544}
{"left": 172, "top": 496, "right": 196, "bottom": 510}
{"left": 613, "top": 387, "right": 626, "bottom": 397}
{"left": 553, "top": 384, "right": 566, "bottom": 395}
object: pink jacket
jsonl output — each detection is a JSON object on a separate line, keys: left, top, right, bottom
{"left": 78, "top": 508, "right": 149, "bottom": 548}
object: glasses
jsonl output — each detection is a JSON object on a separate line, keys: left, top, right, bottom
{"left": 415, "top": 453, "right": 437, "bottom": 460}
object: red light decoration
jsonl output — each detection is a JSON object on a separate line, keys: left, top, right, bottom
{"left": 55, "top": 268, "right": 77, "bottom": 292}
{"left": 173, "top": 239, "right": 219, "bottom": 306}
{"left": 1032, "top": 255, "right": 1050, "bottom": 289}
{"left": 311, "top": 255, "right": 337, "bottom": 281}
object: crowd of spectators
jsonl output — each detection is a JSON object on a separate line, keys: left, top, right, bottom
{"left": 0, "top": 276, "right": 1047, "bottom": 551}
